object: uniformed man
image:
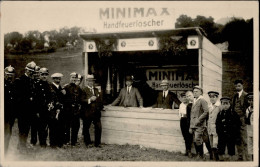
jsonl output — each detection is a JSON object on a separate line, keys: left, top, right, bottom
{"left": 81, "top": 74, "right": 103, "bottom": 147}
{"left": 207, "top": 91, "right": 221, "bottom": 161}
{"left": 232, "top": 79, "right": 249, "bottom": 161}
{"left": 30, "top": 65, "right": 41, "bottom": 146}
{"left": 75, "top": 74, "right": 83, "bottom": 86}
{"left": 4, "top": 65, "right": 17, "bottom": 155}
{"left": 15, "top": 61, "right": 37, "bottom": 152}
{"left": 32, "top": 67, "right": 52, "bottom": 147}
{"left": 216, "top": 97, "right": 241, "bottom": 161}
{"left": 189, "top": 86, "right": 209, "bottom": 159}
{"left": 63, "top": 72, "right": 83, "bottom": 146}
{"left": 48, "top": 73, "right": 66, "bottom": 148}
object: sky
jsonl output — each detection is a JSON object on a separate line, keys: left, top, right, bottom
{"left": 1, "top": 1, "right": 259, "bottom": 34}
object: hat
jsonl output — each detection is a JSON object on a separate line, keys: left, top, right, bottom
{"left": 160, "top": 79, "right": 169, "bottom": 86}
{"left": 25, "top": 61, "right": 36, "bottom": 71}
{"left": 4, "top": 65, "right": 15, "bottom": 75}
{"left": 70, "top": 72, "right": 78, "bottom": 77}
{"left": 220, "top": 97, "right": 231, "bottom": 102}
{"left": 193, "top": 85, "right": 203, "bottom": 92}
{"left": 86, "top": 74, "right": 95, "bottom": 80}
{"left": 51, "top": 73, "right": 63, "bottom": 78}
{"left": 125, "top": 75, "right": 133, "bottom": 82}
{"left": 234, "top": 79, "right": 243, "bottom": 85}
{"left": 35, "top": 66, "right": 41, "bottom": 72}
{"left": 39, "top": 67, "right": 49, "bottom": 74}
{"left": 246, "top": 92, "right": 253, "bottom": 99}
{"left": 208, "top": 91, "right": 219, "bottom": 96}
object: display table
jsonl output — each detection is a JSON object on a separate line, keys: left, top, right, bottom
{"left": 101, "top": 106, "right": 186, "bottom": 153}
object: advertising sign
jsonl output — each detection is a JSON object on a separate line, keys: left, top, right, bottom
{"left": 97, "top": 7, "right": 175, "bottom": 32}
{"left": 146, "top": 68, "right": 198, "bottom": 91}
{"left": 117, "top": 38, "right": 158, "bottom": 51}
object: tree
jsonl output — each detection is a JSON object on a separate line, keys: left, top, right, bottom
{"left": 4, "top": 32, "right": 23, "bottom": 53}
{"left": 175, "top": 15, "right": 194, "bottom": 28}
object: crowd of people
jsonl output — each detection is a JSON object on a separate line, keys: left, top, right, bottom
{"left": 4, "top": 61, "right": 253, "bottom": 162}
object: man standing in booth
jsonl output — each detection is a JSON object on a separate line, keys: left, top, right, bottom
{"left": 111, "top": 75, "right": 143, "bottom": 107}
{"left": 152, "top": 79, "right": 180, "bottom": 109}
{"left": 81, "top": 74, "right": 103, "bottom": 148}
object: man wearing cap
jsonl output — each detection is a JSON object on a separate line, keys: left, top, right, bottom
{"left": 232, "top": 79, "right": 249, "bottom": 160}
{"left": 32, "top": 67, "right": 52, "bottom": 147}
{"left": 63, "top": 72, "right": 83, "bottom": 146}
{"left": 189, "top": 85, "right": 209, "bottom": 159}
{"left": 49, "top": 72, "right": 66, "bottom": 148}
{"left": 15, "top": 61, "right": 37, "bottom": 152}
{"left": 245, "top": 93, "right": 253, "bottom": 160}
{"left": 81, "top": 74, "right": 103, "bottom": 147}
{"left": 152, "top": 79, "right": 180, "bottom": 109}
{"left": 75, "top": 74, "right": 83, "bottom": 86}
{"left": 30, "top": 65, "right": 41, "bottom": 146}
{"left": 216, "top": 97, "right": 241, "bottom": 161}
{"left": 179, "top": 92, "right": 192, "bottom": 157}
{"left": 111, "top": 75, "right": 143, "bottom": 107}
{"left": 207, "top": 91, "right": 221, "bottom": 160}
{"left": 4, "top": 65, "right": 17, "bottom": 155}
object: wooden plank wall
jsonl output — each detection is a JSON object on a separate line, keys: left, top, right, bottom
{"left": 201, "top": 37, "right": 222, "bottom": 102}
{"left": 101, "top": 106, "right": 187, "bottom": 153}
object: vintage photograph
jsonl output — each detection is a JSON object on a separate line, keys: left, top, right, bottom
{"left": 0, "top": 1, "right": 258, "bottom": 166}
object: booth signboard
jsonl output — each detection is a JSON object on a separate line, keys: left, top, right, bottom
{"left": 118, "top": 38, "right": 158, "bottom": 51}
{"left": 97, "top": 7, "right": 175, "bottom": 33}
{"left": 146, "top": 68, "right": 198, "bottom": 90}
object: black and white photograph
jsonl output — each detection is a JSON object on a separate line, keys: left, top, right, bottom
{"left": 0, "top": 1, "right": 259, "bottom": 167}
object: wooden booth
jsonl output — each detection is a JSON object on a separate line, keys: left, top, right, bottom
{"left": 80, "top": 27, "right": 222, "bottom": 153}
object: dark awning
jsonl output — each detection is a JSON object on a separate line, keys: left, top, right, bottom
{"left": 79, "top": 27, "right": 206, "bottom": 40}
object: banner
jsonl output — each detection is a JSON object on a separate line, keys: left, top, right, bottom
{"left": 146, "top": 68, "right": 198, "bottom": 90}
{"left": 97, "top": 7, "right": 175, "bottom": 33}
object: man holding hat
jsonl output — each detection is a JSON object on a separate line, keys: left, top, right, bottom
{"left": 189, "top": 85, "right": 209, "bottom": 159}
{"left": 111, "top": 75, "right": 143, "bottom": 107}
{"left": 15, "top": 61, "right": 37, "bottom": 152}
{"left": 32, "top": 67, "right": 52, "bottom": 147}
{"left": 216, "top": 97, "right": 241, "bottom": 161}
{"left": 152, "top": 79, "right": 180, "bottom": 109}
{"left": 232, "top": 79, "right": 249, "bottom": 161}
{"left": 245, "top": 93, "right": 253, "bottom": 160}
{"left": 207, "top": 91, "right": 221, "bottom": 160}
{"left": 81, "top": 74, "right": 103, "bottom": 147}
{"left": 63, "top": 72, "right": 83, "bottom": 146}
{"left": 4, "top": 65, "right": 17, "bottom": 155}
{"left": 48, "top": 72, "right": 66, "bottom": 148}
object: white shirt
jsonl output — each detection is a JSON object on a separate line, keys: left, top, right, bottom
{"left": 179, "top": 102, "right": 187, "bottom": 117}
{"left": 127, "top": 86, "right": 132, "bottom": 93}
{"left": 238, "top": 89, "right": 243, "bottom": 98}
{"left": 163, "top": 90, "right": 169, "bottom": 98}
{"left": 52, "top": 82, "right": 60, "bottom": 89}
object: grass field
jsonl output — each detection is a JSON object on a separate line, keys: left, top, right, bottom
{"left": 5, "top": 120, "right": 214, "bottom": 161}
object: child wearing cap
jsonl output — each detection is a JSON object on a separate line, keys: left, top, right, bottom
{"left": 245, "top": 93, "right": 253, "bottom": 160}
{"left": 207, "top": 91, "right": 221, "bottom": 161}
{"left": 216, "top": 97, "right": 241, "bottom": 161}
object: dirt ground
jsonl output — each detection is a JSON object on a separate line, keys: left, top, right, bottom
{"left": 5, "top": 120, "right": 215, "bottom": 162}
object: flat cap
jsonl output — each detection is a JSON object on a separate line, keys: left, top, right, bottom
{"left": 160, "top": 79, "right": 169, "bottom": 86}
{"left": 70, "top": 72, "right": 78, "bottom": 77}
{"left": 51, "top": 73, "right": 63, "bottom": 78}
{"left": 220, "top": 97, "right": 231, "bottom": 102}
{"left": 208, "top": 91, "right": 219, "bottom": 96}
{"left": 193, "top": 85, "right": 203, "bottom": 91}
{"left": 86, "top": 74, "right": 95, "bottom": 80}
{"left": 39, "top": 67, "right": 49, "bottom": 74}
{"left": 234, "top": 79, "right": 243, "bottom": 85}
{"left": 246, "top": 92, "right": 253, "bottom": 99}
{"left": 125, "top": 75, "right": 133, "bottom": 82}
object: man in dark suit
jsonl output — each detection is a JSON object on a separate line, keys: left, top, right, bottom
{"left": 152, "top": 79, "right": 180, "bottom": 109}
{"left": 111, "top": 75, "right": 143, "bottom": 107}
{"left": 81, "top": 74, "right": 103, "bottom": 147}
{"left": 232, "top": 79, "right": 249, "bottom": 161}
{"left": 4, "top": 65, "right": 17, "bottom": 155}
{"left": 48, "top": 73, "right": 66, "bottom": 148}
{"left": 15, "top": 61, "right": 37, "bottom": 153}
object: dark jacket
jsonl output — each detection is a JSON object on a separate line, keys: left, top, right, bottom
{"left": 35, "top": 80, "right": 52, "bottom": 116}
{"left": 111, "top": 87, "right": 143, "bottom": 107}
{"left": 49, "top": 83, "right": 65, "bottom": 119}
{"left": 153, "top": 91, "right": 181, "bottom": 109}
{"left": 232, "top": 90, "right": 248, "bottom": 117}
{"left": 216, "top": 108, "right": 241, "bottom": 140}
{"left": 4, "top": 79, "right": 17, "bottom": 121}
{"left": 81, "top": 86, "right": 103, "bottom": 119}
